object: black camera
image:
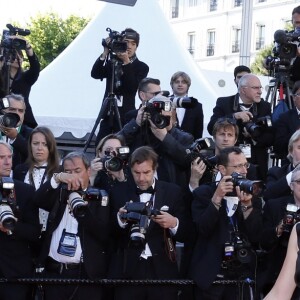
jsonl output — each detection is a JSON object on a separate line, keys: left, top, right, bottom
{"left": 1, "top": 24, "right": 30, "bottom": 52}
{"left": 282, "top": 204, "right": 300, "bottom": 233}
{"left": 228, "top": 172, "right": 264, "bottom": 197}
{"left": 244, "top": 116, "right": 272, "bottom": 139}
{"left": 102, "top": 27, "right": 127, "bottom": 53}
{"left": 168, "top": 96, "right": 198, "bottom": 109}
{"left": 0, "top": 97, "right": 20, "bottom": 128}
{"left": 0, "top": 177, "right": 17, "bottom": 232}
{"left": 185, "top": 137, "right": 216, "bottom": 172}
{"left": 67, "top": 187, "right": 109, "bottom": 218}
{"left": 101, "top": 146, "right": 130, "bottom": 172}
{"left": 144, "top": 98, "right": 172, "bottom": 129}
{"left": 120, "top": 201, "right": 166, "bottom": 247}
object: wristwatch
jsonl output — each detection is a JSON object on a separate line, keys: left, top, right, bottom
{"left": 241, "top": 204, "right": 253, "bottom": 212}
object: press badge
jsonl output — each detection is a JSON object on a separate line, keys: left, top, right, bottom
{"left": 57, "top": 229, "right": 77, "bottom": 257}
{"left": 117, "top": 95, "right": 123, "bottom": 107}
{"left": 239, "top": 144, "right": 251, "bottom": 159}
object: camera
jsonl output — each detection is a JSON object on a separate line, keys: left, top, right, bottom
{"left": 67, "top": 188, "right": 109, "bottom": 218}
{"left": 102, "top": 27, "right": 127, "bottom": 53}
{"left": 1, "top": 24, "right": 30, "bottom": 52}
{"left": 144, "top": 97, "right": 172, "bottom": 129}
{"left": 168, "top": 96, "right": 199, "bottom": 109}
{"left": 0, "top": 98, "right": 20, "bottom": 128}
{"left": 120, "top": 201, "right": 167, "bottom": 247}
{"left": 100, "top": 146, "right": 130, "bottom": 172}
{"left": 185, "top": 137, "right": 217, "bottom": 172}
{"left": 0, "top": 177, "right": 17, "bottom": 232}
{"left": 228, "top": 172, "right": 264, "bottom": 197}
{"left": 244, "top": 116, "right": 272, "bottom": 139}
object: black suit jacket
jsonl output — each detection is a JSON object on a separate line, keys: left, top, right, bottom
{"left": 273, "top": 107, "right": 300, "bottom": 159}
{"left": 189, "top": 183, "right": 263, "bottom": 290}
{"left": 0, "top": 180, "right": 39, "bottom": 278}
{"left": 109, "top": 178, "right": 192, "bottom": 279}
{"left": 34, "top": 181, "right": 111, "bottom": 279}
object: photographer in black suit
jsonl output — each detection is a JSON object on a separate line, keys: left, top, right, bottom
{"left": 207, "top": 74, "right": 273, "bottom": 180}
{"left": 0, "top": 141, "right": 40, "bottom": 300}
{"left": 34, "top": 151, "right": 111, "bottom": 300}
{"left": 109, "top": 146, "right": 192, "bottom": 300}
{"left": 189, "top": 146, "right": 263, "bottom": 300}
{"left": 91, "top": 28, "right": 149, "bottom": 143}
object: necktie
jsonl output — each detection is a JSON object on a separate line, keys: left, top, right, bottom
{"left": 34, "top": 166, "right": 47, "bottom": 170}
{"left": 136, "top": 186, "right": 155, "bottom": 195}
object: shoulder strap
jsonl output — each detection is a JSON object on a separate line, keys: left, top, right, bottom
{"left": 296, "top": 223, "right": 300, "bottom": 250}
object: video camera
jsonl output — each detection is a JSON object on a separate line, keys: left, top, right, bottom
{"left": 0, "top": 177, "right": 17, "bottom": 232}
{"left": 64, "top": 186, "right": 109, "bottom": 218}
{"left": 1, "top": 24, "right": 30, "bottom": 52}
{"left": 102, "top": 27, "right": 127, "bottom": 54}
{"left": 120, "top": 201, "right": 168, "bottom": 247}
{"left": 0, "top": 97, "right": 20, "bottom": 128}
{"left": 144, "top": 97, "right": 172, "bottom": 129}
{"left": 227, "top": 172, "right": 264, "bottom": 197}
{"left": 100, "top": 146, "right": 130, "bottom": 172}
{"left": 244, "top": 116, "right": 272, "bottom": 139}
{"left": 185, "top": 137, "right": 217, "bottom": 172}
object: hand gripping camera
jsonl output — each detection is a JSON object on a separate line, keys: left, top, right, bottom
{"left": 244, "top": 116, "right": 272, "bottom": 139}
{"left": 67, "top": 187, "right": 109, "bottom": 218}
{"left": 101, "top": 27, "right": 127, "bottom": 54}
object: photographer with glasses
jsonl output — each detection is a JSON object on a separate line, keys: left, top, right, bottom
{"left": 189, "top": 146, "right": 263, "bottom": 300}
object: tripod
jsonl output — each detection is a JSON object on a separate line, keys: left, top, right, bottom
{"left": 83, "top": 54, "right": 123, "bottom": 153}
{"left": 265, "top": 70, "right": 293, "bottom": 111}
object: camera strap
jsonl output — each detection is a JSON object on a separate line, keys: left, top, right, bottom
{"left": 164, "top": 228, "right": 176, "bottom": 263}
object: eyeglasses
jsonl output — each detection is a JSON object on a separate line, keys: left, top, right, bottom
{"left": 143, "top": 91, "right": 161, "bottom": 97}
{"left": 227, "top": 162, "right": 250, "bottom": 169}
{"left": 292, "top": 179, "right": 300, "bottom": 185}
{"left": 216, "top": 117, "right": 236, "bottom": 125}
{"left": 243, "top": 86, "right": 263, "bottom": 91}
{"left": 293, "top": 93, "right": 300, "bottom": 98}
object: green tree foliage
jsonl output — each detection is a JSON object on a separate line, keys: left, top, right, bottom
{"left": 20, "top": 12, "right": 90, "bottom": 70}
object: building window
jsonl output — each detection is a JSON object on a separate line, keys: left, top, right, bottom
{"left": 207, "top": 30, "right": 215, "bottom": 56}
{"left": 210, "top": 0, "right": 218, "bottom": 11}
{"left": 171, "top": 0, "right": 179, "bottom": 18}
{"left": 258, "top": 0, "right": 266, "bottom": 2}
{"left": 256, "top": 24, "right": 265, "bottom": 50}
{"left": 188, "top": 32, "right": 195, "bottom": 56}
{"left": 234, "top": 0, "right": 242, "bottom": 7}
{"left": 232, "top": 27, "right": 241, "bottom": 53}
{"left": 189, "top": 0, "right": 198, "bottom": 7}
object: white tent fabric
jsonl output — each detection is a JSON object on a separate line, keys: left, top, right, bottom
{"left": 30, "top": 0, "right": 269, "bottom": 138}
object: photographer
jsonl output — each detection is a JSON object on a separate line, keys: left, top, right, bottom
{"left": 0, "top": 30, "right": 40, "bottom": 129}
{"left": 118, "top": 94, "right": 193, "bottom": 188}
{"left": 207, "top": 74, "right": 273, "bottom": 180}
{"left": 91, "top": 28, "right": 149, "bottom": 143}
{"left": 189, "top": 146, "right": 263, "bottom": 300}
{"left": 0, "top": 93, "right": 32, "bottom": 169}
{"left": 0, "top": 141, "right": 40, "bottom": 300}
{"left": 259, "top": 166, "right": 300, "bottom": 298}
{"left": 109, "top": 146, "right": 193, "bottom": 300}
{"left": 34, "top": 151, "right": 110, "bottom": 300}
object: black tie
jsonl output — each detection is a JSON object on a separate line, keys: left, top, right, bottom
{"left": 34, "top": 166, "right": 47, "bottom": 170}
{"left": 136, "top": 186, "right": 155, "bottom": 195}
{"left": 240, "top": 103, "right": 252, "bottom": 109}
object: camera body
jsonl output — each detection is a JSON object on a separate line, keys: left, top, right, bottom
{"left": 1, "top": 24, "right": 30, "bottom": 52}
{"left": 100, "top": 146, "right": 130, "bottom": 172}
{"left": 0, "top": 177, "right": 17, "bottom": 232}
{"left": 102, "top": 27, "right": 127, "bottom": 53}
{"left": 0, "top": 97, "right": 20, "bottom": 128}
{"left": 145, "top": 99, "right": 172, "bottom": 129}
{"left": 244, "top": 116, "right": 272, "bottom": 139}
{"left": 66, "top": 187, "right": 109, "bottom": 218}
{"left": 120, "top": 201, "right": 166, "bottom": 247}
{"left": 228, "top": 172, "right": 264, "bottom": 197}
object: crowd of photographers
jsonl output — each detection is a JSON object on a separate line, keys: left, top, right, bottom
{"left": 2, "top": 5, "right": 300, "bottom": 300}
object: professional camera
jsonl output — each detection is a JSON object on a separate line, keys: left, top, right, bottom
{"left": 1, "top": 24, "right": 30, "bottom": 52}
{"left": 100, "top": 146, "right": 130, "bottom": 172}
{"left": 0, "top": 97, "right": 20, "bottom": 128}
{"left": 223, "top": 232, "right": 252, "bottom": 269}
{"left": 282, "top": 203, "right": 300, "bottom": 234}
{"left": 67, "top": 188, "right": 109, "bottom": 218}
{"left": 120, "top": 201, "right": 167, "bottom": 247}
{"left": 168, "top": 95, "right": 199, "bottom": 109}
{"left": 144, "top": 97, "right": 172, "bottom": 129}
{"left": 185, "top": 137, "right": 217, "bottom": 172}
{"left": 228, "top": 172, "right": 264, "bottom": 197}
{"left": 0, "top": 177, "right": 17, "bottom": 231}
{"left": 101, "top": 27, "right": 127, "bottom": 53}
{"left": 244, "top": 116, "right": 272, "bottom": 139}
